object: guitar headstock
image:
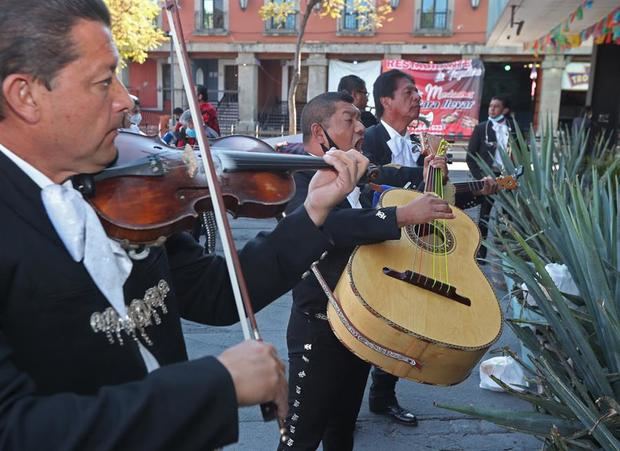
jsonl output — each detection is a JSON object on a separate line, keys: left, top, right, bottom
{"left": 496, "top": 176, "right": 518, "bottom": 191}
{"left": 420, "top": 132, "right": 449, "bottom": 158}
{"left": 436, "top": 139, "right": 449, "bottom": 158}
{"left": 496, "top": 165, "right": 524, "bottom": 191}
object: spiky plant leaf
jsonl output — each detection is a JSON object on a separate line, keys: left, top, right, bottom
{"left": 537, "top": 357, "right": 620, "bottom": 450}
{"left": 438, "top": 120, "right": 619, "bottom": 449}
{"left": 434, "top": 402, "right": 584, "bottom": 437}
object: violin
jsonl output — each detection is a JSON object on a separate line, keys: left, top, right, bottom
{"left": 75, "top": 130, "right": 374, "bottom": 247}
{"left": 162, "top": 0, "right": 285, "bottom": 430}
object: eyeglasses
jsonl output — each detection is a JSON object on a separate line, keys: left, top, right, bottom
{"left": 357, "top": 90, "right": 369, "bottom": 97}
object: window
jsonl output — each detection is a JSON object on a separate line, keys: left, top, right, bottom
{"left": 162, "top": 64, "right": 172, "bottom": 103}
{"left": 343, "top": 0, "right": 364, "bottom": 31}
{"left": 339, "top": 0, "right": 374, "bottom": 34}
{"left": 265, "top": 0, "right": 297, "bottom": 33}
{"left": 416, "top": 0, "right": 452, "bottom": 34}
{"left": 199, "top": 0, "right": 227, "bottom": 33}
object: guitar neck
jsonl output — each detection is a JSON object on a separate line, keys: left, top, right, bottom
{"left": 454, "top": 180, "right": 486, "bottom": 194}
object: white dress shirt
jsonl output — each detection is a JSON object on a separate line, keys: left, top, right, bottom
{"left": 489, "top": 117, "right": 509, "bottom": 170}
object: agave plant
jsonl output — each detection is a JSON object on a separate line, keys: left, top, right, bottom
{"left": 437, "top": 121, "right": 620, "bottom": 450}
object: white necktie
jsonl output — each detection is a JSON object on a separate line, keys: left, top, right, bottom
{"left": 392, "top": 135, "right": 417, "bottom": 167}
{"left": 41, "top": 183, "right": 160, "bottom": 372}
{"left": 41, "top": 182, "right": 132, "bottom": 316}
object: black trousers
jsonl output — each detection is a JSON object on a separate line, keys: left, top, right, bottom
{"left": 477, "top": 170, "right": 503, "bottom": 260}
{"left": 369, "top": 367, "right": 399, "bottom": 410}
{"left": 476, "top": 196, "right": 495, "bottom": 259}
{"left": 278, "top": 308, "right": 370, "bottom": 451}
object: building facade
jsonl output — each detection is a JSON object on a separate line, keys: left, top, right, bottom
{"left": 128, "top": 0, "right": 592, "bottom": 135}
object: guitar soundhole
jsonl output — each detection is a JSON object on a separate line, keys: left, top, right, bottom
{"left": 405, "top": 222, "right": 455, "bottom": 255}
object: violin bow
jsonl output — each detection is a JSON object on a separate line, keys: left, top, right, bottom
{"left": 162, "top": 0, "right": 285, "bottom": 432}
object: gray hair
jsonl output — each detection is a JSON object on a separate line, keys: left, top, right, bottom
{"left": 0, "top": 0, "right": 111, "bottom": 119}
{"left": 301, "top": 92, "right": 354, "bottom": 144}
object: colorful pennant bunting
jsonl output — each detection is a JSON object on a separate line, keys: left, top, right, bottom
{"left": 524, "top": 2, "right": 620, "bottom": 55}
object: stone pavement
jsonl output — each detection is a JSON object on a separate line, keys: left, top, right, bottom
{"left": 183, "top": 165, "right": 542, "bottom": 451}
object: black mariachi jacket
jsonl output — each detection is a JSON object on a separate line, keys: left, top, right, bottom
{"left": 0, "top": 150, "right": 332, "bottom": 450}
{"left": 362, "top": 122, "right": 426, "bottom": 187}
{"left": 284, "top": 169, "right": 401, "bottom": 315}
{"left": 363, "top": 122, "right": 481, "bottom": 209}
{"left": 466, "top": 119, "right": 514, "bottom": 180}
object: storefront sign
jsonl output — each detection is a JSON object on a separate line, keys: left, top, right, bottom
{"left": 382, "top": 59, "right": 485, "bottom": 139}
{"left": 561, "top": 62, "right": 590, "bottom": 91}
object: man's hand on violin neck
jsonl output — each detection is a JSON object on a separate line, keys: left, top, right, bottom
{"left": 217, "top": 340, "right": 288, "bottom": 421}
{"left": 304, "top": 149, "right": 369, "bottom": 226}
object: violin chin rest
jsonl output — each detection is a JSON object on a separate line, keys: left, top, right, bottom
{"left": 72, "top": 174, "right": 96, "bottom": 197}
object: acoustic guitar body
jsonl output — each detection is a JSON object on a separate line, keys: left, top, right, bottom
{"left": 330, "top": 188, "right": 503, "bottom": 386}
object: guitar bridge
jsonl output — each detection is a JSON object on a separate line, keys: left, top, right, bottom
{"left": 383, "top": 267, "right": 471, "bottom": 306}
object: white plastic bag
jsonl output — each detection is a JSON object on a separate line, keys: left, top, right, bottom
{"left": 521, "top": 263, "right": 580, "bottom": 306}
{"left": 545, "top": 263, "right": 580, "bottom": 296}
{"left": 479, "top": 356, "right": 527, "bottom": 392}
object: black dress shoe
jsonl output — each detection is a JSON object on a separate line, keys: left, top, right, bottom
{"left": 370, "top": 402, "right": 418, "bottom": 426}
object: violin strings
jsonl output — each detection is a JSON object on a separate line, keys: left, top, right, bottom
{"left": 220, "top": 154, "right": 327, "bottom": 172}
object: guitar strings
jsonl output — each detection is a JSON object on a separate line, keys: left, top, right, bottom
{"left": 432, "top": 164, "right": 445, "bottom": 289}
{"left": 435, "top": 168, "right": 449, "bottom": 290}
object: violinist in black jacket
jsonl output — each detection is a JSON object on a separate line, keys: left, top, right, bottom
{"left": 277, "top": 92, "right": 455, "bottom": 451}
{"left": 0, "top": 2, "right": 368, "bottom": 449}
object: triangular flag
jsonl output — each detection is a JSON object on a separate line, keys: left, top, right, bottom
{"left": 575, "top": 6, "right": 583, "bottom": 21}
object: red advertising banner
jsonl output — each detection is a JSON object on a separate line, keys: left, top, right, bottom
{"left": 382, "top": 59, "right": 485, "bottom": 139}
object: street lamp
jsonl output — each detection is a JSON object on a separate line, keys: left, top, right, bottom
{"left": 390, "top": 0, "right": 399, "bottom": 8}
{"left": 239, "top": 0, "right": 248, "bottom": 11}
{"left": 470, "top": 0, "right": 480, "bottom": 9}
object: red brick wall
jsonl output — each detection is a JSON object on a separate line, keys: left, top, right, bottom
{"left": 128, "top": 59, "right": 158, "bottom": 109}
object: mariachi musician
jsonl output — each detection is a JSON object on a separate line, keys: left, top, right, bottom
{"left": 466, "top": 95, "right": 512, "bottom": 261}
{"left": 277, "top": 91, "right": 455, "bottom": 451}
{"left": 362, "top": 69, "right": 499, "bottom": 424}
{"left": 0, "top": 0, "right": 368, "bottom": 449}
